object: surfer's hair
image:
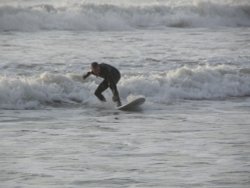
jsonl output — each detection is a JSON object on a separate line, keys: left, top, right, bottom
{"left": 91, "top": 62, "right": 99, "bottom": 68}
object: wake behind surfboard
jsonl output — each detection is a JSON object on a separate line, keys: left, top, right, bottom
{"left": 116, "top": 97, "right": 145, "bottom": 111}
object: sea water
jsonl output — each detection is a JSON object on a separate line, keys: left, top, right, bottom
{"left": 0, "top": 0, "right": 250, "bottom": 187}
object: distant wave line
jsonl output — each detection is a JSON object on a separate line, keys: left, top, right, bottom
{"left": 0, "top": 2, "right": 250, "bottom": 32}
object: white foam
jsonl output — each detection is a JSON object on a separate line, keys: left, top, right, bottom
{"left": 119, "top": 65, "right": 250, "bottom": 103}
{"left": 0, "top": 73, "right": 91, "bottom": 109}
{"left": 0, "top": 2, "right": 250, "bottom": 32}
{"left": 1, "top": 65, "right": 250, "bottom": 109}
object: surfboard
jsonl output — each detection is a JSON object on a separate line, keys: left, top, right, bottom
{"left": 117, "top": 97, "right": 145, "bottom": 111}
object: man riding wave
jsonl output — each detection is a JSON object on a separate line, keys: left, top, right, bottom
{"left": 83, "top": 62, "right": 122, "bottom": 107}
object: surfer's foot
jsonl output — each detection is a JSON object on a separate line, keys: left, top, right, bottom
{"left": 116, "top": 101, "right": 122, "bottom": 107}
{"left": 112, "top": 95, "right": 121, "bottom": 107}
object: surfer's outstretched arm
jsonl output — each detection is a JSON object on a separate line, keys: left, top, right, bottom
{"left": 83, "top": 71, "right": 92, "bottom": 79}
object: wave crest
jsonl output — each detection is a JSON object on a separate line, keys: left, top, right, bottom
{"left": 0, "top": 2, "right": 250, "bottom": 32}
{"left": 1, "top": 65, "right": 250, "bottom": 109}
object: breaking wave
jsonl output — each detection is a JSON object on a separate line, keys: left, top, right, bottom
{"left": 1, "top": 65, "right": 250, "bottom": 109}
{"left": 0, "top": 2, "right": 250, "bottom": 32}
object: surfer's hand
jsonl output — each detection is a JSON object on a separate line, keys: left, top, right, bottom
{"left": 83, "top": 72, "right": 92, "bottom": 80}
{"left": 82, "top": 73, "right": 89, "bottom": 80}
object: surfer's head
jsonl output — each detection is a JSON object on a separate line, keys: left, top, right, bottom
{"left": 91, "top": 62, "right": 100, "bottom": 75}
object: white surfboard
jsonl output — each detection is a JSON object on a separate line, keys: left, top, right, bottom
{"left": 117, "top": 97, "right": 145, "bottom": 111}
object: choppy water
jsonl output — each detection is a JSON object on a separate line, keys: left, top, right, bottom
{"left": 1, "top": 0, "right": 250, "bottom": 187}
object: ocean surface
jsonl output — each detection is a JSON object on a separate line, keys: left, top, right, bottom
{"left": 1, "top": 0, "right": 250, "bottom": 187}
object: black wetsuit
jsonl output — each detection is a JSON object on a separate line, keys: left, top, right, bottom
{"left": 84, "top": 63, "right": 121, "bottom": 105}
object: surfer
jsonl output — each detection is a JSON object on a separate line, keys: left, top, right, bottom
{"left": 83, "top": 62, "right": 122, "bottom": 107}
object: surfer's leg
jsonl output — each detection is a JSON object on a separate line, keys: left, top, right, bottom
{"left": 110, "top": 79, "right": 121, "bottom": 106}
{"left": 110, "top": 73, "right": 122, "bottom": 106}
{"left": 113, "top": 95, "right": 122, "bottom": 107}
{"left": 95, "top": 80, "right": 108, "bottom": 102}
